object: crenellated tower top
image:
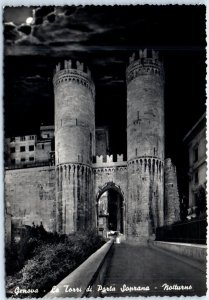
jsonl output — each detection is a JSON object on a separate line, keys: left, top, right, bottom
{"left": 53, "top": 59, "right": 95, "bottom": 98}
{"left": 126, "top": 49, "right": 164, "bottom": 84}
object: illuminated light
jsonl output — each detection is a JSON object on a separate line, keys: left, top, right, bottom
{"left": 26, "top": 17, "right": 33, "bottom": 25}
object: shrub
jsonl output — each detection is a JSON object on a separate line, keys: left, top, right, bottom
{"left": 6, "top": 226, "right": 45, "bottom": 276}
{"left": 6, "top": 230, "right": 105, "bottom": 298}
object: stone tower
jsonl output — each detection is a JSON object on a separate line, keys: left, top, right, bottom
{"left": 126, "top": 49, "right": 165, "bottom": 242}
{"left": 53, "top": 60, "right": 95, "bottom": 234}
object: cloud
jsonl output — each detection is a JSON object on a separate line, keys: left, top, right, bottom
{"left": 98, "top": 76, "right": 124, "bottom": 86}
{"left": 4, "top": 22, "right": 25, "bottom": 42}
{"left": 33, "top": 25, "right": 90, "bottom": 44}
{"left": 46, "top": 12, "right": 56, "bottom": 23}
{"left": 35, "top": 6, "right": 55, "bottom": 18}
{"left": 15, "top": 34, "right": 42, "bottom": 46}
{"left": 4, "top": 7, "right": 116, "bottom": 56}
{"left": 18, "top": 24, "right": 31, "bottom": 35}
{"left": 93, "top": 57, "right": 124, "bottom": 66}
{"left": 22, "top": 75, "right": 42, "bottom": 81}
{"left": 61, "top": 6, "right": 79, "bottom": 16}
{"left": 4, "top": 21, "right": 16, "bottom": 29}
{"left": 11, "top": 74, "right": 52, "bottom": 103}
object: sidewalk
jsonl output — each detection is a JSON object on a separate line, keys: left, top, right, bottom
{"left": 102, "top": 242, "right": 206, "bottom": 296}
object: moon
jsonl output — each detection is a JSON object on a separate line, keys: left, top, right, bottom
{"left": 26, "top": 17, "right": 33, "bottom": 25}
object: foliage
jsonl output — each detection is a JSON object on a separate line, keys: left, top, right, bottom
{"left": 6, "top": 224, "right": 50, "bottom": 275}
{"left": 6, "top": 227, "right": 105, "bottom": 298}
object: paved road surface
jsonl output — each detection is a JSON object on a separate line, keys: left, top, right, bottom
{"left": 100, "top": 242, "right": 206, "bottom": 297}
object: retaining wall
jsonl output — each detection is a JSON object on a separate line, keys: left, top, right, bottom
{"left": 44, "top": 239, "right": 114, "bottom": 298}
{"left": 151, "top": 241, "right": 206, "bottom": 262}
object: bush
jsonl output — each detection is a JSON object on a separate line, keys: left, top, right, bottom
{"left": 6, "top": 225, "right": 46, "bottom": 276}
{"left": 6, "top": 230, "right": 105, "bottom": 298}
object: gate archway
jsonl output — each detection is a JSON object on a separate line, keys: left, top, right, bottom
{"left": 96, "top": 182, "right": 125, "bottom": 237}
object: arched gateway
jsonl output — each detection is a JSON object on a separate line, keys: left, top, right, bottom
{"left": 5, "top": 50, "right": 181, "bottom": 243}
{"left": 50, "top": 51, "right": 180, "bottom": 240}
{"left": 96, "top": 182, "right": 125, "bottom": 237}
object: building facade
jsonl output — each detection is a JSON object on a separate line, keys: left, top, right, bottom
{"left": 5, "top": 126, "right": 55, "bottom": 167}
{"left": 5, "top": 49, "right": 180, "bottom": 243}
{"left": 183, "top": 113, "right": 206, "bottom": 219}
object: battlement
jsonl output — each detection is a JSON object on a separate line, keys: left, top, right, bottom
{"left": 55, "top": 60, "right": 91, "bottom": 75}
{"left": 93, "top": 154, "right": 127, "bottom": 167}
{"left": 53, "top": 60, "right": 95, "bottom": 97}
{"left": 126, "top": 49, "right": 164, "bottom": 84}
{"left": 128, "top": 49, "right": 159, "bottom": 64}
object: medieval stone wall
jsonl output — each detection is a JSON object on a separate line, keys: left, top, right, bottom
{"left": 94, "top": 166, "right": 128, "bottom": 200}
{"left": 127, "top": 158, "right": 164, "bottom": 239}
{"left": 56, "top": 163, "right": 94, "bottom": 233}
{"left": 93, "top": 155, "right": 127, "bottom": 198}
{"left": 4, "top": 166, "right": 56, "bottom": 232}
{"left": 164, "top": 158, "right": 180, "bottom": 225}
{"left": 5, "top": 210, "right": 12, "bottom": 247}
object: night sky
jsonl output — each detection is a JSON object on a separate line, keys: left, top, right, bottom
{"left": 4, "top": 5, "right": 206, "bottom": 169}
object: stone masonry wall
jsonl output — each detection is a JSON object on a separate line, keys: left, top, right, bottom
{"left": 56, "top": 163, "right": 94, "bottom": 233}
{"left": 126, "top": 51, "right": 164, "bottom": 161}
{"left": 54, "top": 61, "right": 95, "bottom": 166}
{"left": 164, "top": 158, "right": 180, "bottom": 225}
{"left": 94, "top": 165, "right": 128, "bottom": 232}
{"left": 5, "top": 166, "right": 56, "bottom": 232}
{"left": 127, "top": 158, "right": 164, "bottom": 240}
{"left": 94, "top": 166, "right": 128, "bottom": 201}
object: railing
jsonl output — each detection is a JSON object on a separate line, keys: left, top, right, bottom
{"left": 156, "top": 218, "right": 207, "bottom": 244}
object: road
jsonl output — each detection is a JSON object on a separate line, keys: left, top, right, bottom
{"left": 100, "top": 242, "right": 206, "bottom": 297}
